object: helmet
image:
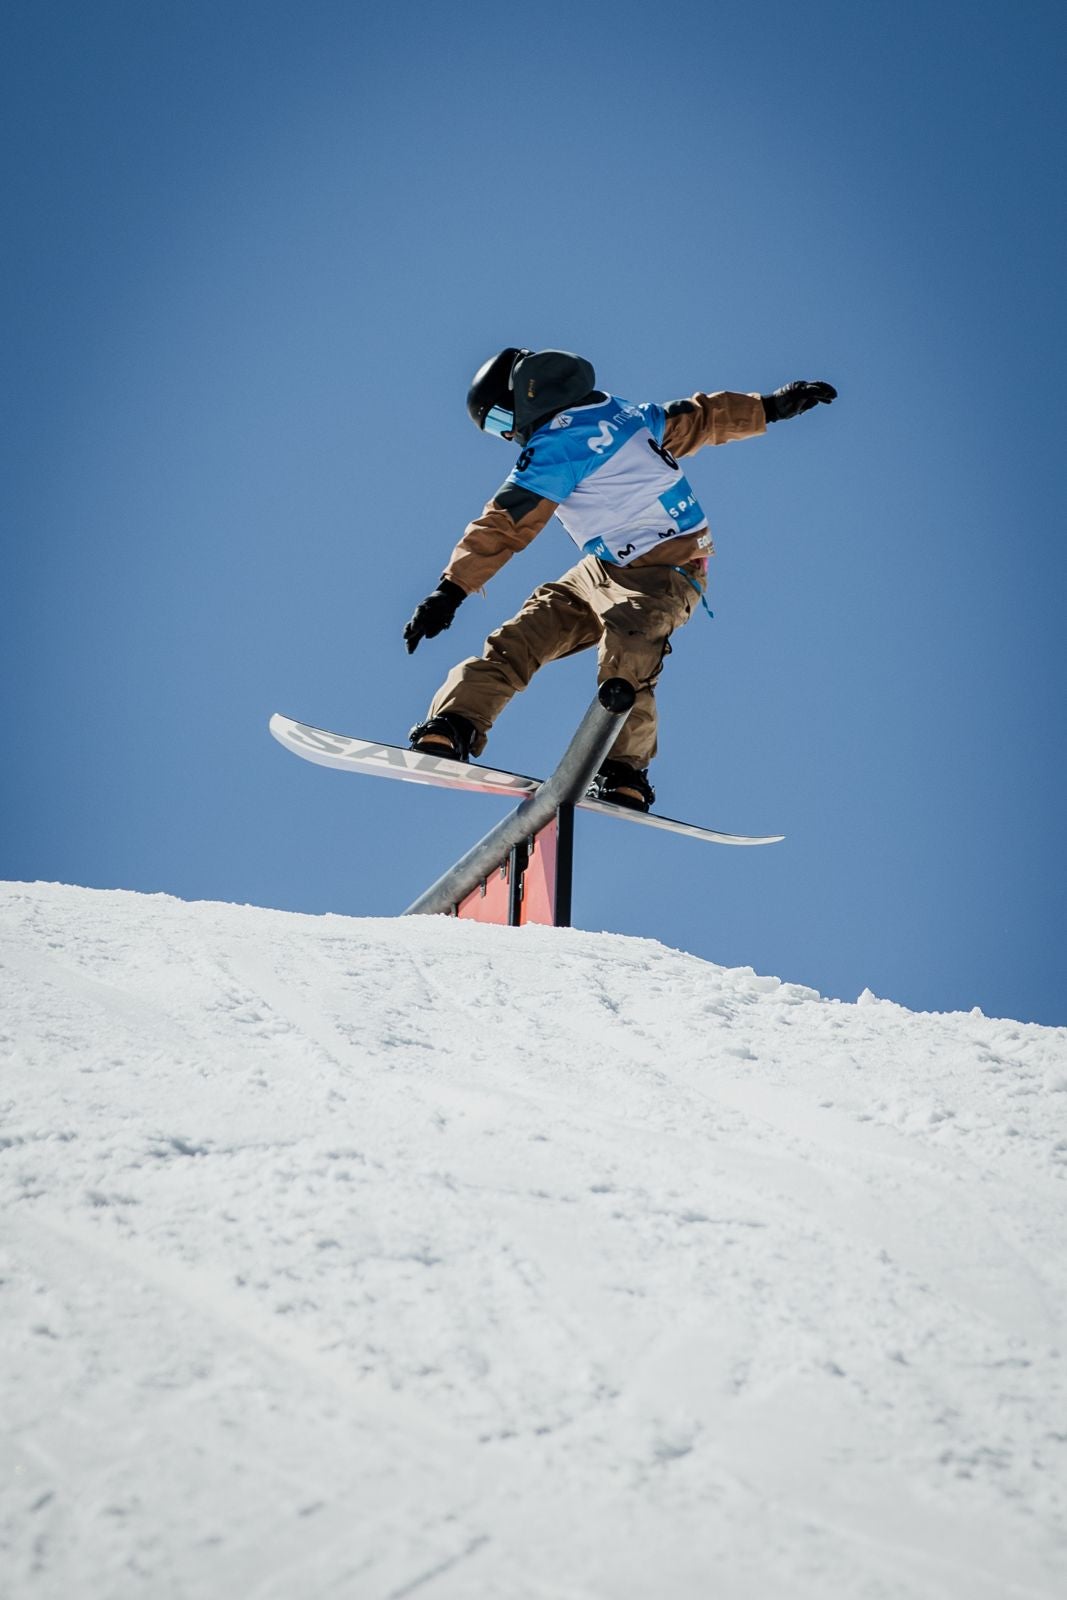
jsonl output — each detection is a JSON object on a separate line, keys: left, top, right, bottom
{"left": 466, "top": 347, "right": 598, "bottom": 443}
{"left": 466, "top": 347, "right": 530, "bottom": 436}
{"left": 511, "top": 350, "right": 596, "bottom": 443}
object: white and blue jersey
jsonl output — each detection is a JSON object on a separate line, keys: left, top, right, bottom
{"left": 504, "top": 395, "right": 709, "bottom": 567}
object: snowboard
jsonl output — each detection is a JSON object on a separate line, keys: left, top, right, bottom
{"left": 269, "top": 714, "right": 784, "bottom": 847}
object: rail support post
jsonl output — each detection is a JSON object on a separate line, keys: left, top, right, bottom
{"left": 402, "top": 678, "right": 635, "bottom": 922}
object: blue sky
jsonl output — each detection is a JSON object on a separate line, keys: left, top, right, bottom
{"left": 3, "top": 0, "right": 1065, "bottom": 1025}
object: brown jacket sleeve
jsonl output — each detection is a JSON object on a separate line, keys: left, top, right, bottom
{"left": 441, "top": 487, "right": 558, "bottom": 594}
{"left": 661, "top": 391, "right": 767, "bottom": 457}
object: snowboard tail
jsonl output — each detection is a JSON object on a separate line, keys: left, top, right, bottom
{"left": 270, "top": 716, "right": 538, "bottom": 797}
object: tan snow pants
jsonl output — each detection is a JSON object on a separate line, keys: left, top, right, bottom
{"left": 426, "top": 555, "right": 704, "bottom": 767}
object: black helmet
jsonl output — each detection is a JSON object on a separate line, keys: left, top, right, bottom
{"left": 466, "top": 347, "right": 598, "bottom": 443}
{"left": 466, "top": 347, "right": 530, "bottom": 434}
{"left": 510, "top": 350, "right": 597, "bottom": 443}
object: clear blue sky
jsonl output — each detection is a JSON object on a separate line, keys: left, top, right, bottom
{"left": 3, "top": 0, "right": 1065, "bottom": 1025}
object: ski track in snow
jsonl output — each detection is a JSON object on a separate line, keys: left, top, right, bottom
{"left": 1, "top": 881, "right": 1065, "bottom": 1599}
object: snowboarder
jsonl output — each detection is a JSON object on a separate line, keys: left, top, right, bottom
{"left": 403, "top": 347, "right": 835, "bottom": 810}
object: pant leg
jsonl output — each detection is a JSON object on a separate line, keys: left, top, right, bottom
{"left": 563, "top": 557, "right": 700, "bottom": 766}
{"left": 427, "top": 578, "right": 601, "bottom": 756}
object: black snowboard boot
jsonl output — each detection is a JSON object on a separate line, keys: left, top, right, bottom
{"left": 589, "top": 758, "right": 655, "bottom": 812}
{"left": 408, "top": 712, "right": 478, "bottom": 763}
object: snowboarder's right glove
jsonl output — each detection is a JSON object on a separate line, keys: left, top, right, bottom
{"left": 762, "top": 381, "right": 837, "bottom": 422}
{"left": 403, "top": 579, "right": 465, "bottom": 654}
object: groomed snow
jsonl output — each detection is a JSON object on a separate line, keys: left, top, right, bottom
{"left": 2, "top": 881, "right": 1065, "bottom": 1598}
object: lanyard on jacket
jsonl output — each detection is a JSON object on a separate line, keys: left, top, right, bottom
{"left": 671, "top": 566, "right": 715, "bottom": 620}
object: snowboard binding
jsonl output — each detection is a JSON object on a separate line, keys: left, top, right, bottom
{"left": 408, "top": 712, "right": 478, "bottom": 763}
{"left": 589, "top": 758, "right": 655, "bottom": 813}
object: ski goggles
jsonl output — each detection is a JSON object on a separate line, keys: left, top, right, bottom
{"left": 483, "top": 405, "right": 515, "bottom": 439}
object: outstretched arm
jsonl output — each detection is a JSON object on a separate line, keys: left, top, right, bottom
{"left": 441, "top": 484, "right": 558, "bottom": 594}
{"left": 660, "top": 381, "right": 836, "bottom": 456}
{"left": 660, "top": 391, "right": 768, "bottom": 456}
{"left": 402, "top": 484, "right": 557, "bottom": 652}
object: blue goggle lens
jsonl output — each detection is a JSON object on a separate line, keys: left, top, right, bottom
{"left": 484, "top": 405, "right": 514, "bottom": 438}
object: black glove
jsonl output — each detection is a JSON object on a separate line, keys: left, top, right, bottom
{"left": 762, "top": 380, "right": 837, "bottom": 422}
{"left": 403, "top": 579, "right": 465, "bottom": 654}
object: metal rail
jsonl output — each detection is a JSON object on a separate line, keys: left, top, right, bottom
{"left": 402, "top": 678, "right": 635, "bottom": 918}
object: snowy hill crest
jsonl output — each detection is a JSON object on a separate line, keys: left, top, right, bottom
{"left": 2, "top": 882, "right": 1066, "bottom": 1599}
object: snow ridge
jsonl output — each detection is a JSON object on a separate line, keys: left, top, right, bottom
{"left": 2, "top": 882, "right": 1066, "bottom": 1599}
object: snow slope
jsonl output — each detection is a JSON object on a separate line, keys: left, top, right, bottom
{"left": 2, "top": 882, "right": 1066, "bottom": 1599}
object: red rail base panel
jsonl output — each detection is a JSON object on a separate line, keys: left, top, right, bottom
{"left": 454, "top": 805, "right": 574, "bottom": 928}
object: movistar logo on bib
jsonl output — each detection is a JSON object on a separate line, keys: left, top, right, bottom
{"left": 586, "top": 404, "right": 644, "bottom": 456}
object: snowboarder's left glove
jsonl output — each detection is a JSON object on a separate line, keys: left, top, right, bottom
{"left": 762, "top": 381, "right": 837, "bottom": 422}
{"left": 404, "top": 579, "right": 465, "bottom": 654}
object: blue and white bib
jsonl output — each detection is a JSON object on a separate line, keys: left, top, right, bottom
{"left": 505, "top": 395, "right": 708, "bottom": 566}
